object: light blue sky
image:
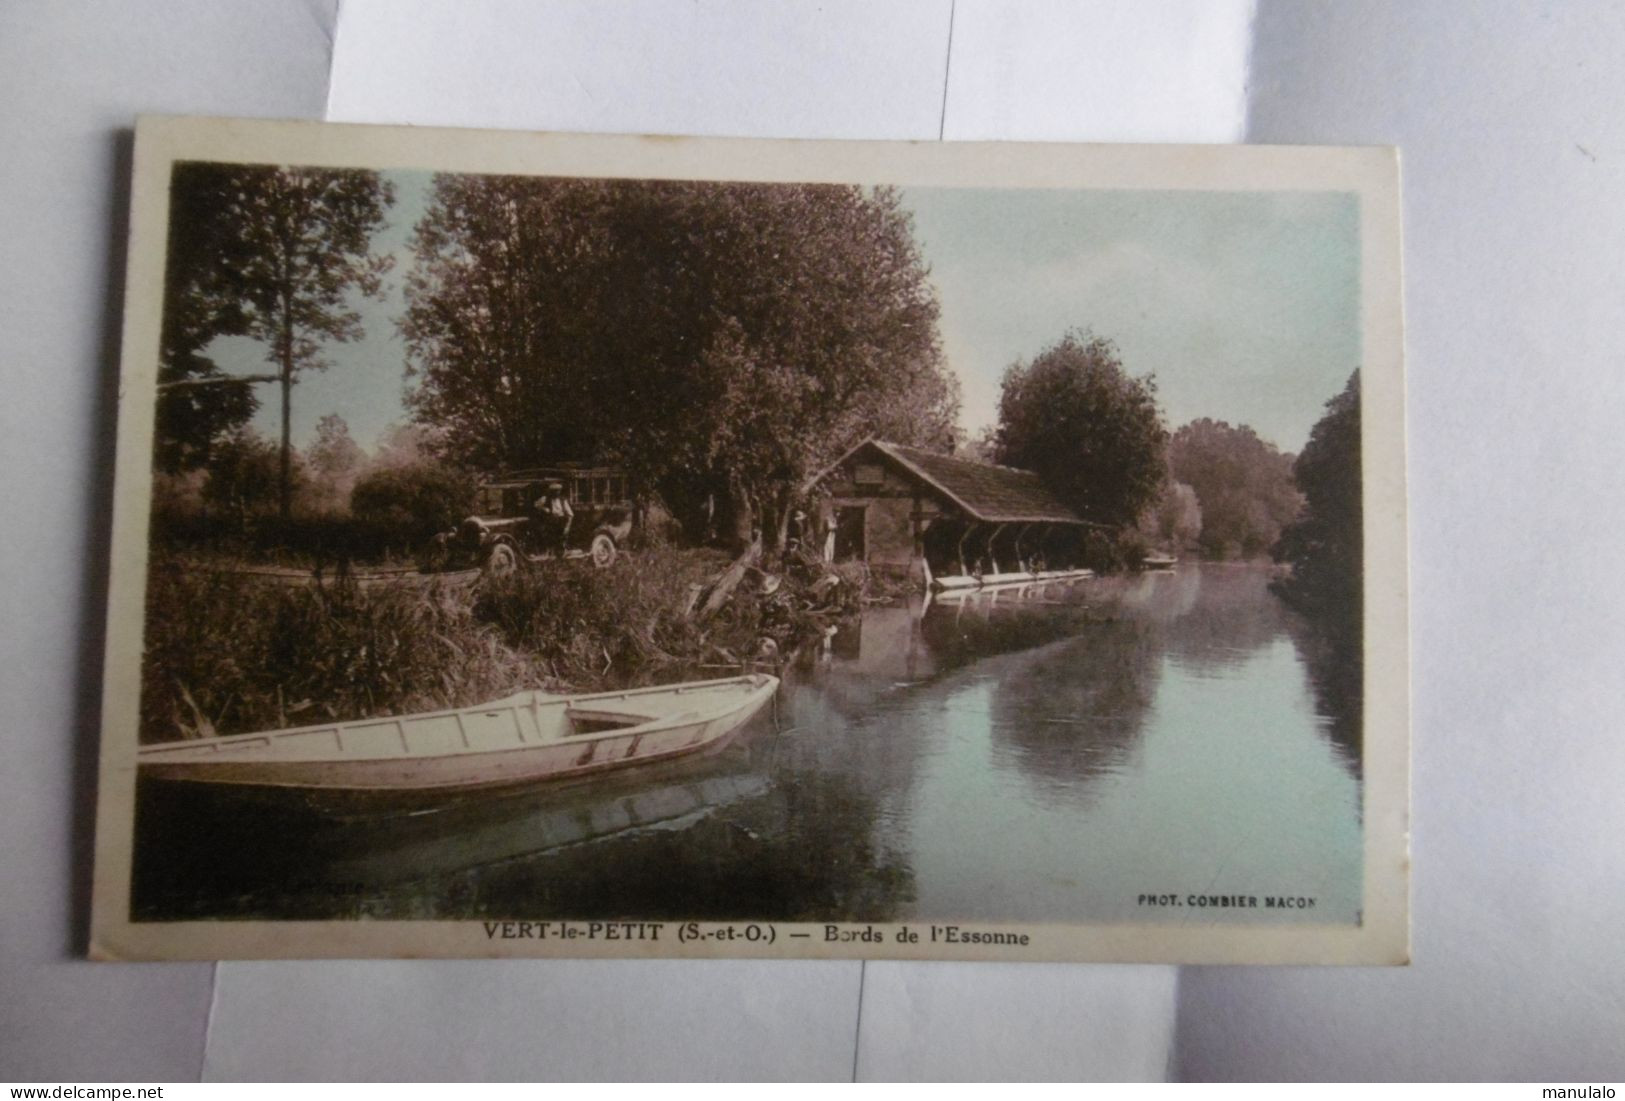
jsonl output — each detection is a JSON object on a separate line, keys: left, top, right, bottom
{"left": 904, "top": 186, "right": 1360, "bottom": 453}
{"left": 211, "top": 171, "right": 1359, "bottom": 456}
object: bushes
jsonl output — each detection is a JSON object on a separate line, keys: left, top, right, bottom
{"left": 200, "top": 430, "right": 292, "bottom": 527}
{"left": 151, "top": 511, "right": 445, "bottom": 567}
{"left": 350, "top": 463, "right": 474, "bottom": 544}
{"left": 140, "top": 562, "right": 546, "bottom": 743}
{"left": 149, "top": 457, "right": 475, "bottom": 566}
{"left": 140, "top": 545, "right": 756, "bottom": 743}
{"left": 472, "top": 548, "right": 733, "bottom": 687}
{"left": 138, "top": 538, "right": 872, "bottom": 744}
{"left": 1079, "top": 527, "right": 1150, "bottom": 573}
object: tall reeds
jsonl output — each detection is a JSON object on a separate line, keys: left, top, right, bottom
{"left": 138, "top": 546, "right": 774, "bottom": 744}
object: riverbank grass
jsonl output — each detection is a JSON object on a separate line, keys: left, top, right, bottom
{"left": 139, "top": 544, "right": 840, "bottom": 744}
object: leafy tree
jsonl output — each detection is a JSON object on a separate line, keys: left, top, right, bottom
{"left": 1275, "top": 371, "right": 1361, "bottom": 616}
{"left": 370, "top": 422, "right": 444, "bottom": 471}
{"left": 402, "top": 174, "right": 957, "bottom": 549}
{"left": 1170, "top": 418, "right": 1302, "bottom": 559}
{"left": 303, "top": 413, "right": 366, "bottom": 512}
{"left": 994, "top": 331, "right": 1167, "bottom": 529}
{"left": 1139, "top": 480, "right": 1202, "bottom": 552}
{"left": 154, "top": 163, "right": 263, "bottom": 473}
{"left": 306, "top": 414, "right": 364, "bottom": 480}
{"left": 200, "top": 165, "right": 395, "bottom": 520}
{"left": 954, "top": 424, "right": 1000, "bottom": 465}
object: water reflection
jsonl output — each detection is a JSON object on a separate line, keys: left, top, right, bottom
{"left": 133, "top": 752, "right": 777, "bottom": 918}
{"left": 1283, "top": 610, "right": 1363, "bottom": 775}
{"left": 134, "top": 734, "right": 917, "bottom": 923}
{"left": 918, "top": 583, "right": 1102, "bottom": 674}
{"left": 985, "top": 618, "right": 1161, "bottom": 799}
{"left": 387, "top": 767, "right": 916, "bottom": 923}
{"left": 132, "top": 564, "right": 1363, "bottom": 927}
{"left": 1162, "top": 564, "right": 1294, "bottom": 668}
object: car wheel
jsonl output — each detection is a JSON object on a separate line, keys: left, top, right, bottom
{"left": 485, "top": 542, "right": 519, "bottom": 577}
{"left": 589, "top": 532, "right": 617, "bottom": 568}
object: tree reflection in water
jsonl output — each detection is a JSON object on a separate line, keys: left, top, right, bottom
{"left": 1162, "top": 565, "right": 1362, "bottom": 778}
{"left": 1144, "top": 563, "right": 1363, "bottom": 778}
{"left": 1282, "top": 610, "right": 1363, "bottom": 776}
{"left": 925, "top": 566, "right": 1362, "bottom": 802}
{"left": 983, "top": 618, "right": 1162, "bottom": 801}
{"left": 921, "top": 576, "right": 1173, "bottom": 803}
{"left": 918, "top": 589, "right": 1102, "bottom": 675}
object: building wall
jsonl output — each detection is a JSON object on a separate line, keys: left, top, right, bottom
{"left": 819, "top": 450, "right": 950, "bottom": 574}
{"left": 858, "top": 495, "right": 917, "bottom": 568}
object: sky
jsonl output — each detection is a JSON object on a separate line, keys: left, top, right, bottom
{"left": 211, "top": 170, "right": 1360, "bottom": 457}
{"left": 903, "top": 186, "right": 1360, "bottom": 453}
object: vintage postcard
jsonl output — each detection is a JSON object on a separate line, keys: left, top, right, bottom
{"left": 90, "top": 117, "right": 1408, "bottom": 963}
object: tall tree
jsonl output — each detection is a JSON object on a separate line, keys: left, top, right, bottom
{"left": 370, "top": 422, "right": 443, "bottom": 471}
{"left": 402, "top": 174, "right": 956, "bottom": 548}
{"left": 216, "top": 165, "right": 395, "bottom": 519}
{"left": 1169, "top": 418, "right": 1303, "bottom": 559}
{"left": 1275, "top": 371, "right": 1362, "bottom": 616}
{"left": 995, "top": 331, "right": 1167, "bottom": 529}
{"left": 305, "top": 413, "right": 364, "bottom": 481}
{"left": 1139, "top": 480, "right": 1203, "bottom": 552}
{"left": 302, "top": 413, "right": 366, "bottom": 512}
{"left": 954, "top": 423, "right": 1000, "bottom": 465}
{"left": 154, "top": 162, "right": 263, "bottom": 473}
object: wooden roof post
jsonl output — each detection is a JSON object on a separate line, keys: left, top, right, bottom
{"left": 1013, "top": 523, "right": 1032, "bottom": 573}
{"left": 985, "top": 523, "right": 1005, "bottom": 575}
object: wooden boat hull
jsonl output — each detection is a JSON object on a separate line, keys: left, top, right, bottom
{"left": 138, "top": 674, "right": 779, "bottom": 792}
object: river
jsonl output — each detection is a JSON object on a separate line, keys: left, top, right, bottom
{"left": 132, "top": 563, "right": 1363, "bottom": 926}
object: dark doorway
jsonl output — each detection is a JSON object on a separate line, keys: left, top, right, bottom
{"left": 834, "top": 506, "right": 867, "bottom": 561}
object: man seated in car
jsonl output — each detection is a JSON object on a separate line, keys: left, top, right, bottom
{"left": 531, "top": 480, "right": 574, "bottom": 558}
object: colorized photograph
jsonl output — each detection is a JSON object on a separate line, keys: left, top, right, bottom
{"left": 91, "top": 120, "right": 1408, "bottom": 962}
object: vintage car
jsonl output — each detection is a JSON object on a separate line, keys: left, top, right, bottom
{"left": 425, "top": 466, "right": 634, "bottom": 573}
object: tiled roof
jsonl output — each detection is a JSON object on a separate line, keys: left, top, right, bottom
{"left": 869, "top": 440, "right": 1085, "bottom": 524}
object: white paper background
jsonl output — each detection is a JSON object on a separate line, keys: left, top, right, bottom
{"left": 4, "top": 0, "right": 1624, "bottom": 1081}
{"left": 0, "top": 0, "right": 335, "bottom": 1082}
{"left": 1177, "top": 2, "right": 1625, "bottom": 1078}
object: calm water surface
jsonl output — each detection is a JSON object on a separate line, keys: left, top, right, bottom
{"left": 133, "top": 564, "right": 1362, "bottom": 925}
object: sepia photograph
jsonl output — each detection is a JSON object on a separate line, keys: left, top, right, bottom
{"left": 90, "top": 117, "right": 1407, "bottom": 963}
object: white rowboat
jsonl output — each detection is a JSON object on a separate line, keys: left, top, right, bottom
{"left": 138, "top": 674, "right": 779, "bottom": 792}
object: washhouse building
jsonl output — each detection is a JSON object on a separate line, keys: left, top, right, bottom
{"left": 810, "top": 438, "right": 1094, "bottom": 587}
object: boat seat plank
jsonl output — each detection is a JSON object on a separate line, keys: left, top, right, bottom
{"left": 565, "top": 708, "right": 661, "bottom": 737}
